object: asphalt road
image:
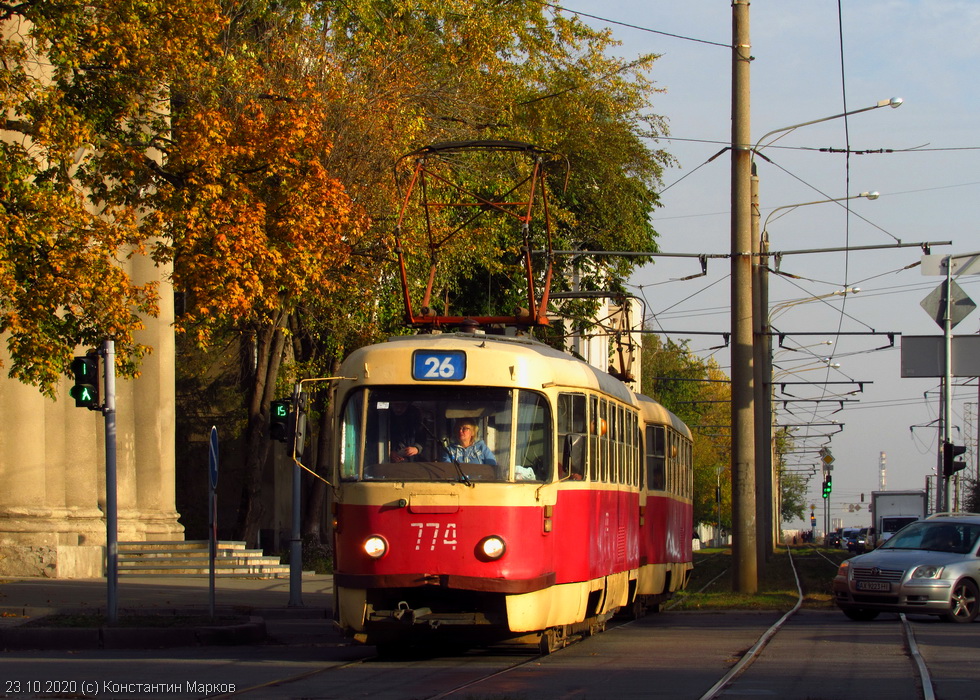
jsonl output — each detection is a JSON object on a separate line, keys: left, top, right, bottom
{"left": 2, "top": 576, "right": 979, "bottom": 700}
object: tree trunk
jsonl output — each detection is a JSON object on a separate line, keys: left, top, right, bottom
{"left": 235, "top": 319, "right": 287, "bottom": 546}
{"left": 303, "top": 356, "right": 341, "bottom": 545}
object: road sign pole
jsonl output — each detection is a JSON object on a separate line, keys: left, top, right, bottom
{"left": 289, "top": 382, "right": 304, "bottom": 608}
{"left": 102, "top": 340, "right": 118, "bottom": 624}
{"left": 942, "top": 259, "right": 954, "bottom": 511}
{"left": 208, "top": 426, "right": 219, "bottom": 618}
{"left": 921, "top": 251, "right": 979, "bottom": 512}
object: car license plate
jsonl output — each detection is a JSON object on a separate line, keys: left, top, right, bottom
{"left": 856, "top": 580, "right": 890, "bottom": 592}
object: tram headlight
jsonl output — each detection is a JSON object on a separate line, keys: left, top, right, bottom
{"left": 363, "top": 535, "right": 388, "bottom": 559}
{"left": 477, "top": 535, "right": 506, "bottom": 561}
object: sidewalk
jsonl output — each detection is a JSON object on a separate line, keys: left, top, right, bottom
{"left": 0, "top": 574, "right": 334, "bottom": 649}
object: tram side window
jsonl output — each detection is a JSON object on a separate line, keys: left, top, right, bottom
{"left": 646, "top": 425, "right": 666, "bottom": 490}
{"left": 589, "top": 395, "right": 599, "bottom": 481}
{"left": 513, "top": 391, "right": 551, "bottom": 481}
{"left": 668, "top": 432, "right": 678, "bottom": 494}
{"left": 340, "top": 390, "right": 364, "bottom": 480}
{"left": 685, "top": 439, "right": 693, "bottom": 498}
{"left": 612, "top": 405, "right": 622, "bottom": 484}
{"left": 558, "top": 393, "right": 587, "bottom": 480}
{"left": 598, "top": 399, "right": 610, "bottom": 482}
{"left": 629, "top": 412, "right": 638, "bottom": 487}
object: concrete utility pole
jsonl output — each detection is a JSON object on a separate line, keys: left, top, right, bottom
{"left": 731, "top": 0, "right": 758, "bottom": 593}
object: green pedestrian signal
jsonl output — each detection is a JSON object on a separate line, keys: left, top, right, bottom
{"left": 69, "top": 353, "right": 100, "bottom": 410}
{"left": 269, "top": 399, "right": 291, "bottom": 442}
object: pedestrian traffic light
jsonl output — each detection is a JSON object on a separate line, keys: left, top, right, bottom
{"left": 943, "top": 440, "right": 967, "bottom": 477}
{"left": 292, "top": 391, "right": 309, "bottom": 460}
{"left": 822, "top": 476, "right": 832, "bottom": 499}
{"left": 69, "top": 352, "right": 100, "bottom": 410}
{"left": 269, "top": 399, "right": 291, "bottom": 442}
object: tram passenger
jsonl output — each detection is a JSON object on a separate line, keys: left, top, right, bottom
{"left": 440, "top": 418, "right": 496, "bottom": 465}
{"left": 388, "top": 401, "right": 424, "bottom": 462}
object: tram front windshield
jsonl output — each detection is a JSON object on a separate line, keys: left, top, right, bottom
{"left": 340, "top": 387, "right": 551, "bottom": 482}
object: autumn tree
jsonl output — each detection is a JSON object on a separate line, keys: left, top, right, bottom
{"left": 142, "top": 4, "right": 385, "bottom": 544}
{"left": 4, "top": 0, "right": 681, "bottom": 546}
{"left": 0, "top": 0, "right": 223, "bottom": 391}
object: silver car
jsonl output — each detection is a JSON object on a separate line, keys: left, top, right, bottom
{"left": 833, "top": 514, "right": 980, "bottom": 623}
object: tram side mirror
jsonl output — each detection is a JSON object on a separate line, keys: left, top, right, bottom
{"left": 562, "top": 434, "right": 586, "bottom": 480}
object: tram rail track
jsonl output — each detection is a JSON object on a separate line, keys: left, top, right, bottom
{"left": 697, "top": 546, "right": 937, "bottom": 700}
{"left": 209, "top": 547, "right": 941, "bottom": 700}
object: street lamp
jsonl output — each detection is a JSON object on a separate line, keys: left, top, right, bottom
{"left": 755, "top": 212, "right": 866, "bottom": 564}
{"left": 762, "top": 193, "right": 879, "bottom": 242}
{"left": 742, "top": 98, "right": 902, "bottom": 576}
{"left": 732, "top": 69, "right": 903, "bottom": 587}
{"left": 769, "top": 287, "right": 861, "bottom": 323}
{"left": 754, "top": 98, "right": 903, "bottom": 152}
{"left": 772, "top": 360, "right": 842, "bottom": 381}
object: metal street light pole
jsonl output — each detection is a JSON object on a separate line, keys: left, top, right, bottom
{"left": 754, "top": 192, "right": 873, "bottom": 561}
{"left": 767, "top": 288, "right": 854, "bottom": 543}
{"left": 749, "top": 98, "right": 900, "bottom": 561}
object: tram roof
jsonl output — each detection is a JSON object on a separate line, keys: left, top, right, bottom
{"left": 342, "top": 333, "right": 691, "bottom": 437}
{"left": 344, "top": 332, "right": 660, "bottom": 409}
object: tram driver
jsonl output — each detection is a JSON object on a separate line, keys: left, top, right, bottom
{"left": 440, "top": 417, "right": 497, "bottom": 466}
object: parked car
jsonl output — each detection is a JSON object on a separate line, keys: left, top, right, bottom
{"left": 833, "top": 513, "right": 980, "bottom": 623}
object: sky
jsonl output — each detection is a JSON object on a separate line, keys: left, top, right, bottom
{"left": 560, "top": 1, "right": 980, "bottom": 530}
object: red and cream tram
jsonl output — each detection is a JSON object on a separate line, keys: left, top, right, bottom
{"left": 331, "top": 330, "right": 693, "bottom": 652}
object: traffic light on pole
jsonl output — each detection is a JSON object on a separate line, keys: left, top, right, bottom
{"left": 69, "top": 352, "right": 100, "bottom": 410}
{"left": 822, "top": 475, "right": 832, "bottom": 499}
{"left": 943, "top": 440, "right": 967, "bottom": 477}
{"left": 269, "top": 399, "right": 291, "bottom": 442}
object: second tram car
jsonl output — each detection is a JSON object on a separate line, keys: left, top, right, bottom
{"left": 331, "top": 331, "right": 693, "bottom": 652}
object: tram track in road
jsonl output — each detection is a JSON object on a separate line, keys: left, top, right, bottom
{"left": 698, "top": 547, "right": 938, "bottom": 700}
{"left": 210, "top": 548, "right": 941, "bottom": 700}
{"left": 210, "top": 616, "right": 632, "bottom": 700}
{"left": 209, "top": 641, "right": 547, "bottom": 700}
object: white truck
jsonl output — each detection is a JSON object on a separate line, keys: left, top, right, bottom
{"left": 870, "top": 490, "right": 928, "bottom": 547}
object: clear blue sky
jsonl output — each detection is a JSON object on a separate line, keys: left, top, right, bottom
{"left": 561, "top": 1, "right": 980, "bottom": 529}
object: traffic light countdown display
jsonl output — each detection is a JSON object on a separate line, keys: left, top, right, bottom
{"left": 269, "top": 399, "right": 291, "bottom": 442}
{"left": 69, "top": 352, "right": 100, "bottom": 410}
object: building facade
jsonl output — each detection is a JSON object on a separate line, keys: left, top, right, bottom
{"left": 0, "top": 253, "right": 182, "bottom": 577}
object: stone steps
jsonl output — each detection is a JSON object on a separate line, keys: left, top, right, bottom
{"left": 117, "top": 540, "right": 291, "bottom": 578}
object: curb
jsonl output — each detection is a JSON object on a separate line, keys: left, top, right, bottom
{"left": 0, "top": 616, "right": 266, "bottom": 651}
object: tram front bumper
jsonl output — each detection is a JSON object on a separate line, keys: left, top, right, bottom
{"left": 367, "top": 601, "right": 493, "bottom": 628}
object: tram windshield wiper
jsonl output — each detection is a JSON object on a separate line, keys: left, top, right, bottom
{"left": 440, "top": 438, "right": 474, "bottom": 487}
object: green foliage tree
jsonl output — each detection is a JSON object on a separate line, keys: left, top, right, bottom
{"left": 779, "top": 469, "right": 808, "bottom": 523}
{"left": 962, "top": 476, "right": 980, "bottom": 514}
{"left": 641, "top": 334, "right": 732, "bottom": 529}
